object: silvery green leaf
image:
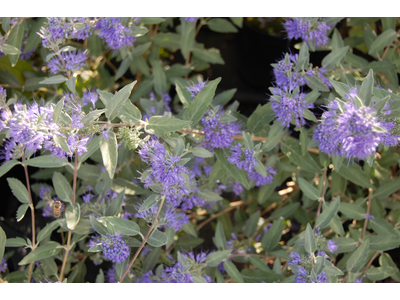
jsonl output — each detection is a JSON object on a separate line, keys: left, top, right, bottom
{"left": 0, "top": 160, "right": 20, "bottom": 178}
{"left": 7, "top": 178, "right": 30, "bottom": 204}
{"left": 367, "top": 266, "right": 398, "bottom": 281}
{"left": 247, "top": 103, "right": 275, "bottom": 133}
{"left": 212, "top": 88, "right": 237, "bottom": 106}
{"left": 224, "top": 261, "right": 244, "bottom": 283}
{"left": 0, "top": 44, "right": 21, "bottom": 55}
{"left": 297, "top": 177, "right": 320, "bottom": 201}
{"left": 53, "top": 135, "right": 72, "bottom": 155}
{"left": 146, "top": 115, "right": 192, "bottom": 136}
{"left": 105, "top": 188, "right": 126, "bottom": 216}
{"left": 5, "top": 237, "right": 27, "bottom": 247}
{"left": 18, "top": 242, "right": 62, "bottom": 265}
{"left": 198, "top": 188, "right": 223, "bottom": 201}
{"left": 175, "top": 80, "right": 191, "bottom": 107}
{"left": 339, "top": 202, "right": 366, "bottom": 220}
{"left": 215, "top": 221, "right": 227, "bottom": 250}
{"left": 81, "top": 109, "right": 106, "bottom": 127}
{"left": 206, "top": 250, "right": 232, "bottom": 267}
{"left": 241, "top": 268, "right": 282, "bottom": 283}
{"left": 66, "top": 203, "right": 80, "bottom": 230}
{"left": 180, "top": 18, "right": 196, "bottom": 58}
{"left": 106, "top": 81, "right": 136, "bottom": 121}
{"left": 78, "top": 135, "right": 100, "bottom": 163}
{"left": 97, "top": 89, "right": 113, "bottom": 106}
{"left": 315, "top": 197, "right": 340, "bottom": 229}
{"left": 53, "top": 98, "right": 64, "bottom": 124}
{"left": 369, "top": 235, "right": 400, "bottom": 251}
{"left": 119, "top": 101, "right": 142, "bottom": 124}
{"left": 207, "top": 18, "right": 238, "bottom": 33}
{"left": 0, "top": 227, "right": 6, "bottom": 262}
{"left": 147, "top": 230, "right": 168, "bottom": 247}
{"left": 368, "top": 29, "right": 396, "bottom": 56}
{"left": 39, "top": 75, "right": 68, "bottom": 85}
{"left": 7, "top": 21, "right": 24, "bottom": 66}
{"left": 269, "top": 203, "right": 300, "bottom": 220}
{"left": 181, "top": 223, "right": 197, "bottom": 238}
{"left": 138, "top": 194, "right": 160, "bottom": 213}
{"left": 346, "top": 239, "right": 370, "bottom": 273}
{"left": 100, "top": 131, "right": 118, "bottom": 179}
{"left": 192, "top": 147, "right": 214, "bottom": 158}
{"left": 305, "top": 223, "right": 316, "bottom": 254}
{"left": 52, "top": 172, "right": 73, "bottom": 203}
{"left": 244, "top": 211, "right": 260, "bottom": 238}
{"left": 101, "top": 216, "right": 140, "bottom": 236}
{"left": 89, "top": 216, "right": 109, "bottom": 235}
{"left": 261, "top": 218, "right": 285, "bottom": 253}
{"left": 37, "top": 220, "right": 60, "bottom": 243}
{"left": 358, "top": 69, "right": 374, "bottom": 106}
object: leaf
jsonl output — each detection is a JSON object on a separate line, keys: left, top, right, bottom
{"left": 305, "top": 223, "right": 317, "bottom": 254}
{"left": 81, "top": 109, "right": 106, "bottom": 127}
{"left": 52, "top": 172, "right": 73, "bottom": 203}
{"left": 139, "top": 17, "right": 166, "bottom": 24}
{"left": 6, "top": 237, "right": 27, "bottom": 247}
{"left": 192, "top": 147, "right": 214, "bottom": 158}
{"left": 346, "top": 239, "right": 370, "bottom": 272}
{"left": 339, "top": 202, "right": 366, "bottom": 220}
{"left": 0, "top": 44, "right": 21, "bottom": 55}
{"left": 369, "top": 217, "right": 398, "bottom": 236}
{"left": 0, "top": 227, "right": 6, "bottom": 262}
{"left": 368, "top": 29, "right": 397, "bottom": 56}
{"left": 89, "top": 216, "right": 109, "bottom": 236}
{"left": 180, "top": 18, "right": 196, "bottom": 58}
{"left": 39, "top": 75, "right": 68, "bottom": 85}
{"left": 247, "top": 103, "right": 275, "bottom": 133}
{"left": 53, "top": 135, "right": 72, "bottom": 155}
{"left": 7, "top": 178, "right": 30, "bottom": 204}
{"left": 215, "top": 221, "right": 227, "bottom": 250}
{"left": 250, "top": 256, "right": 271, "bottom": 272}
{"left": 214, "top": 148, "right": 250, "bottom": 189}
{"left": 207, "top": 18, "right": 238, "bottom": 33}
{"left": 281, "top": 139, "right": 320, "bottom": 173}
{"left": 66, "top": 203, "right": 80, "bottom": 230}
{"left": 198, "top": 189, "right": 223, "bottom": 201}
{"left": 7, "top": 21, "right": 24, "bottom": 66}
{"left": 269, "top": 203, "right": 300, "bottom": 220}
{"left": 18, "top": 242, "right": 62, "bottom": 265}
{"left": 369, "top": 235, "right": 400, "bottom": 251}
{"left": 359, "top": 69, "right": 374, "bottom": 106}
{"left": 244, "top": 211, "right": 260, "bottom": 238}
{"left": 105, "top": 188, "right": 126, "bottom": 216}
{"left": 367, "top": 266, "right": 398, "bottom": 281}
{"left": 321, "top": 46, "right": 349, "bottom": 69}
{"left": 262, "top": 121, "right": 284, "bottom": 152}
{"left": 138, "top": 194, "right": 160, "bottom": 212}
{"left": 106, "top": 81, "right": 136, "bottom": 121}
{"left": 100, "top": 131, "right": 118, "bottom": 179}
{"left": 224, "top": 261, "right": 244, "bottom": 283}
{"left": 261, "top": 218, "right": 284, "bottom": 253}
{"left": 146, "top": 115, "right": 192, "bottom": 136}
{"left": 206, "top": 250, "right": 232, "bottom": 267}
{"left": 147, "top": 230, "right": 167, "bottom": 247}
{"left": 78, "top": 135, "right": 100, "bottom": 163}
{"left": 212, "top": 88, "right": 237, "bottom": 106}
{"left": 22, "top": 155, "right": 67, "bottom": 168}
{"left": 175, "top": 80, "right": 191, "bottom": 107}
{"left": 315, "top": 197, "right": 340, "bottom": 229}
{"left": 181, "top": 223, "right": 197, "bottom": 237}
{"left": 114, "top": 57, "right": 130, "bottom": 81}
{"left": 37, "top": 220, "right": 60, "bottom": 243}
{"left": 241, "top": 268, "right": 282, "bottom": 283}
{"left": 297, "top": 177, "right": 320, "bottom": 201}
{"left": 183, "top": 77, "right": 221, "bottom": 125}
{"left": 0, "top": 160, "right": 20, "bottom": 178}
{"left": 374, "top": 178, "right": 400, "bottom": 200}
{"left": 338, "top": 164, "right": 372, "bottom": 189}
{"left": 119, "top": 101, "right": 142, "bottom": 124}
{"left": 101, "top": 217, "right": 140, "bottom": 236}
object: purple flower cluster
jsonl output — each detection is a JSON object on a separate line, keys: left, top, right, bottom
{"left": 96, "top": 17, "right": 137, "bottom": 50}
{"left": 82, "top": 90, "right": 99, "bottom": 107}
{"left": 39, "top": 18, "right": 66, "bottom": 48}
{"left": 314, "top": 89, "right": 399, "bottom": 160}
{"left": 134, "top": 203, "right": 189, "bottom": 231}
{"left": 274, "top": 54, "right": 311, "bottom": 90}
{"left": 327, "top": 240, "right": 337, "bottom": 253}
{"left": 200, "top": 110, "right": 241, "bottom": 149}
{"left": 48, "top": 50, "right": 87, "bottom": 74}
{"left": 249, "top": 166, "right": 276, "bottom": 186}
{"left": 160, "top": 263, "right": 193, "bottom": 283}
{"left": 187, "top": 79, "right": 207, "bottom": 98}
{"left": 270, "top": 88, "right": 313, "bottom": 128}
{"left": 101, "top": 234, "right": 130, "bottom": 264}
{"left": 228, "top": 143, "right": 258, "bottom": 172}
{"left": 284, "top": 18, "right": 332, "bottom": 47}
{"left": 138, "top": 139, "right": 192, "bottom": 206}
{"left": 0, "top": 258, "right": 7, "bottom": 272}
{"left": 185, "top": 17, "right": 199, "bottom": 22}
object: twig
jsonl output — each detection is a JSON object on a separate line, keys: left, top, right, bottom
{"left": 21, "top": 153, "right": 36, "bottom": 283}
{"left": 195, "top": 201, "right": 243, "bottom": 231}
{"left": 315, "top": 168, "right": 327, "bottom": 220}
{"left": 360, "top": 188, "right": 373, "bottom": 242}
{"left": 59, "top": 150, "right": 79, "bottom": 282}
{"left": 359, "top": 251, "right": 380, "bottom": 280}
{"left": 119, "top": 196, "right": 166, "bottom": 283}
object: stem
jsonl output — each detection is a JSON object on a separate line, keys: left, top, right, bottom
{"left": 315, "top": 168, "right": 327, "bottom": 220}
{"left": 59, "top": 150, "right": 79, "bottom": 282}
{"left": 119, "top": 196, "right": 166, "bottom": 283}
{"left": 21, "top": 154, "right": 35, "bottom": 283}
{"left": 195, "top": 201, "right": 243, "bottom": 231}
{"left": 360, "top": 188, "right": 373, "bottom": 242}
{"left": 359, "top": 251, "right": 380, "bottom": 280}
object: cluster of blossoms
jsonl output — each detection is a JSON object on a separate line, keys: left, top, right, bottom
{"left": 134, "top": 203, "right": 189, "bottom": 231}
{"left": 314, "top": 87, "right": 399, "bottom": 160}
{"left": 101, "top": 234, "right": 130, "bottom": 264}
{"left": 228, "top": 143, "right": 258, "bottom": 172}
{"left": 273, "top": 53, "right": 332, "bottom": 91}
{"left": 95, "top": 17, "right": 138, "bottom": 50}
{"left": 141, "top": 92, "right": 172, "bottom": 120}
{"left": 270, "top": 87, "right": 313, "bottom": 128}
{"left": 187, "top": 79, "right": 207, "bottom": 98}
{"left": 138, "top": 139, "right": 192, "bottom": 207}
{"left": 284, "top": 17, "right": 333, "bottom": 47}
{"left": 249, "top": 166, "right": 276, "bottom": 186}
{"left": 200, "top": 109, "right": 241, "bottom": 149}
{"left": 0, "top": 258, "right": 7, "bottom": 273}
{"left": 48, "top": 50, "right": 88, "bottom": 74}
